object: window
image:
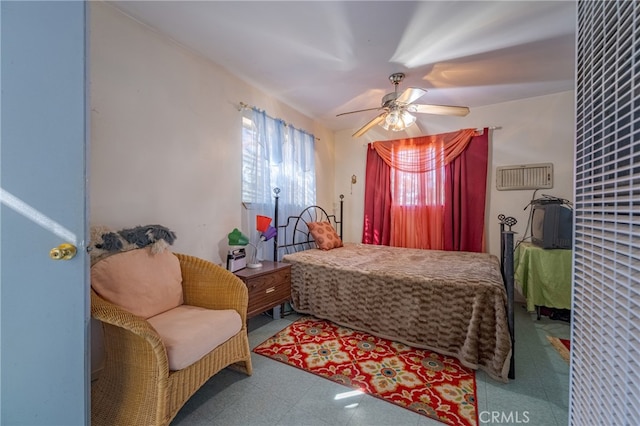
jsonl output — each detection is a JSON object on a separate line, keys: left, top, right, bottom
{"left": 363, "top": 129, "right": 485, "bottom": 251}
{"left": 241, "top": 107, "right": 316, "bottom": 259}
{"left": 241, "top": 108, "right": 315, "bottom": 207}
{"left": 390, "top": 144, "right": 445, "bottom": 207}
{"left": 241, "top": 115, "right": 266, "bottom": 204}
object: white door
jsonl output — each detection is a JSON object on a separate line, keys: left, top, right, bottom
{"left": 1, "top": 1, "right": 89, "bottom": 424}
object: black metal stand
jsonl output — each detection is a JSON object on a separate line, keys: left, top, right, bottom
{"left": 273, "top": 188, "right": 280, "bottom": 261}
{"left": 499, "top": 214, "right": 517, "bottom": 380}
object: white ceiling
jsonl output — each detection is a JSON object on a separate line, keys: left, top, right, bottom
{"left": 110, "top": 1, "right": 577, "bottom": 134}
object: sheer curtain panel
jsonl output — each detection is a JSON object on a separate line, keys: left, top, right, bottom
{"left": 242, "top": 107, "right": 316, "bottom": 261}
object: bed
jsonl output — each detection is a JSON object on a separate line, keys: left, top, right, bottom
{"left": 272, "top": 190, "right": 517, "bottom": 383}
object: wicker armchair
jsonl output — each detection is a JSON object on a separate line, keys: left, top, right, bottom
{"left": 91, "top": 252, "right": 253, "bottom": 426}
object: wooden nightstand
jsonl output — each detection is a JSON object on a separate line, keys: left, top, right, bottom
{"left": 233, "top": 261, "right": 291, "bottom": 319}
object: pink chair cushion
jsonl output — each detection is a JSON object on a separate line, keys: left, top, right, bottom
{"left": 147, "top": 305, "right": 242, "bottom": 370}
{"left": 91, "top": 247, "right": 184, "bottom": 319}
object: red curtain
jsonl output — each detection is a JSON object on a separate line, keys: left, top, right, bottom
{"left": 444, "top": 129, "right": 489, "bottom": 252}
{"left": 362, "top": 128, "right": 489, "bottom": 252}
{"left": 362, "top": 145, "right": 391, "bottom": 245}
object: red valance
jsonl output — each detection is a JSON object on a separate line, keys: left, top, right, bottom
{"left": 371, "top": 128, "right": 478, "bottom": 172}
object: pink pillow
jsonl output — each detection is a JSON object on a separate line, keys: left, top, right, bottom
{"left": 91, "top": 247, "right": 183, "bottom": 319}
{"left": 308, "top": 221, "right": 343, "bottom": 250}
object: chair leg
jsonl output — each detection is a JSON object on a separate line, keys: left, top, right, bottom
{"left": 228, "top": 358, "right": 253, "bottom": 376}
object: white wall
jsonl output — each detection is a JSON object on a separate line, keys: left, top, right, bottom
{"left": 334, "top": 90, "right": 576, "bottom": 258}
{"left": 89, "top": 2, "right": 335, "bottom": 375}
{"left": 90, "top": 2, "right": 335, "bottom": 265}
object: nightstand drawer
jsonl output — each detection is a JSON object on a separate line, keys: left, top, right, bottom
{"left": 234, "top": 261, "right": 292, "bottom": 319}
{"left": 248, "top": 284, "right": 289, "bottom": 311}
{"left": 245, "top": 269, "right": 290, "bottom": 293}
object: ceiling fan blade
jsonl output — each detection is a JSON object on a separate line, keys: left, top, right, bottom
{"left": 336, "top": 106, "right": 383, "bottom": 117}
{"left": 412, "top": 104, "right": 470, "bottom": 117}
{"left": 395, "top": 87, "right": 427, "bottom": 105}
{"left": 353, "top": 113, "right": 387, "bottom": 138}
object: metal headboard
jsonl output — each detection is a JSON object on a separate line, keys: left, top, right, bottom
{"left": 272, "top": 187, "right": 344, "bottom": 260}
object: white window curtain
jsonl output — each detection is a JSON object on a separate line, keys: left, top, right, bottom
{"left": 242, "top": 107, "right": 316, "bottom": 261}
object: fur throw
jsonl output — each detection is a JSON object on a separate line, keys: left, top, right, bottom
{"left": 90, "top": 224, "right": 177, "bottom": 265}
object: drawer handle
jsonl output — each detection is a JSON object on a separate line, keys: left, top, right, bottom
{"left": 266, "top": 287, "right": 276, "bottom": 294}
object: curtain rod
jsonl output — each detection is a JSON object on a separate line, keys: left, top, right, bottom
{"left": 237, "top": 101, "right": 256, "bottom": 112}
{"left": 237, "top": 101, "right": 319, "bottom": 140}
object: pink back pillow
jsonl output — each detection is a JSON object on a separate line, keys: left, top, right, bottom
{"left": 91, "top": 247, "right": 183, "bottom": 319}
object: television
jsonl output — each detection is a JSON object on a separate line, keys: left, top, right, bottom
{"left": 531, "top": 202, "right": 573, "bottom": 249}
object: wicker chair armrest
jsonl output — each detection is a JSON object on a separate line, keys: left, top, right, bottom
{"left": 91, "top": 289, "right": 169, "bottom": 370}
{"left": 173, "top": 253, "right": 248, "bottom": 324}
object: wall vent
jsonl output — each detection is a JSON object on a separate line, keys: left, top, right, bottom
{"left": 496, "top": 163, "right": 553, "bottom": 191}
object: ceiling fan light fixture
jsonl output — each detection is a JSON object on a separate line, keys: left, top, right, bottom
{"left": 385, "top": 109, "right": 400, "bottom": 126}
{"left": 401, "top": 110, "right": 416, "bottom": 127}
{"left": 380, "top": 109, "right": 416, "bottom": 132}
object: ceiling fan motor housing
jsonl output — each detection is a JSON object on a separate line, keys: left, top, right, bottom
{"left": 381, "top": 92, "right": 400, "bottom": 107}
{"left": 382, "top": 73, "right": 406, "bottom": 107}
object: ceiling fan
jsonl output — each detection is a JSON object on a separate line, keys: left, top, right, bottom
{"left": 337, "top": 73, "right": 470, "bottom": 137}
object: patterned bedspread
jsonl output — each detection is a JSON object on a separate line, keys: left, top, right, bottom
{"left": 282, "top": 243, "right": 512, "bottom": 382}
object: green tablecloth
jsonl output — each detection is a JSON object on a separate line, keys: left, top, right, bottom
{"left": 514, "top": 242, "right": 572, "bottom": 312}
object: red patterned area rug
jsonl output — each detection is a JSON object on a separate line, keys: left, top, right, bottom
{"left": 547, "top": 336, "right": 570, "bottom": 362}
{"left": 253, "top": 317, "right": 478, "bottom": 426}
